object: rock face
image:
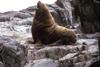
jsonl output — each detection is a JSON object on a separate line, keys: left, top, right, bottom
{"left": 56, "top": 0, "right": 74, "bottom": 26}
{"left": 73, "top": 0, "right": 100, "bottom": 33}
{"left": 0, "top": 36, "right": 27, "bottom": 67}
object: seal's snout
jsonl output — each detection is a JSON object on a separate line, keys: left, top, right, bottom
{"left": 37, "top": 1, "right": 42, "bottom": 8}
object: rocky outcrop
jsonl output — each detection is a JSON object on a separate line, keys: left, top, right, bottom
{"left": 56, "top": 0, "right": 74, "bottom": 26}
{"left": 73, "top": 0, "right": 100, "bottom": 33}
{"left": 0, "top": 36, "right": 28, "bottom": 67}
{"left": 0, "top": 11, "right": 32, "bottom": 22}
{"left": 25, "top": 38, "right": 99, "bottom": 67}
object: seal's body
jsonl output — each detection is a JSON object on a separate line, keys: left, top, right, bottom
{"left": 31, "top": 1, "right": 76, "bottom": 44}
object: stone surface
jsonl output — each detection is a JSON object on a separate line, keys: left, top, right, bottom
{"left": 26, "top": 59, "right": 59, "bottom": 67}
{"left": 0, "top": 62, "right": 4, "bottom": 67}
{"left": 0, "top": 36, "right": 28, "bottom": 67}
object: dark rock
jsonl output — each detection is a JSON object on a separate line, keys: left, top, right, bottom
{"left": 0, "top": 16, "right": 11, "bottom": 22}
{"left": 0, "top": 36, "right": 27, "bottom": 67}
{"left": 77, "top": 0, "right": 100, "bottom": 33}
{"left": 55, "top": 0, "right": 64, "bottom": 8}
{"left": 89, "top": 60, "right": 100, "bottom": 67}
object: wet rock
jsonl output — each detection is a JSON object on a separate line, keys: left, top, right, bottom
{"left": 0, "top": 36, "right": 28, "bottom": 67}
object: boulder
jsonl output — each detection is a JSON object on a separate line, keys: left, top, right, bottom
{"left": 0, "top": 36, "right": 28, "bottom": 67}
{"left": 31, "top": 45, "right": 87, "bottom": 60}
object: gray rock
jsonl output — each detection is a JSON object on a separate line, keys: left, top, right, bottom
{"left": 0, "top": 16, "right": 11, "bottom": 22}
{"left": 31, "top": 59, "right": 59, "bottom": 67}
{"left": 0, "top": 62, "right": 4, "bottom": 67}
{"left": 56, "top": 0, "right": 74, "bottom": 26}
{"left": 0, "top": 11, "right": 32, "bottom": 20}
{"left": 32, "top": 45, "right": 87, "bottom": 60}
{"left": 33, "top": 46, "right": 70, "bottom": 60}
{"left": 14, "top": 12, "right": 32, "bottom": 19}
{"left": 77, "top": 39, "right": 98, "bottom": 45}
{"left": 0, "top": 36, "right": 27, "bottom": 67}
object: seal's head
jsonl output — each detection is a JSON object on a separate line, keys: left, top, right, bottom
{"left": 34, "top": 1, "right": 54, "bottom": 27}
{"left": 37, "top": 1, "right": 49, "bottom": 13}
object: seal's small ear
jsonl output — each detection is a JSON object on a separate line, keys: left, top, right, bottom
{"left": 37, "top": 1, "right": 41, "bottom": 8}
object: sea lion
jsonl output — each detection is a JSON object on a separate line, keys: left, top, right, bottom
{"left": 31, "top": 1, "right": 76, "bottom": 45}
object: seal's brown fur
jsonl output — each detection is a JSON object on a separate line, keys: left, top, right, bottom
{"left": 31, "top": 1, "right": 76, "bottom": 44}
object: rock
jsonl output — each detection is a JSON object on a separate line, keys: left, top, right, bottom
{"left": 48, "top": 4, "right": 68, "bottom": 26}
{"left": 31, "top": 45, "right": 87, "bottom": 60}
{"left": 55, "top": 0, "right": 74, "bottom": 26}
{"left": 77, "top": 39, "right": 97, "bottom": 45}
{"left": 13, "top": 11, "right": 32, "bottom": 19}
{"left": 14, "top": 12, "right": 32, "bottom": 19}
{"left": 0, "top": 16, "right": 11, "bottom": 22}
{"left": 89, "top": 60, "right": 100, "bottom": 67}
{"left": 0, "top": 11, "right": 32, "bottom": 20}
{"left": 33, "top": 46, "right": 70, "bottom": 60}
{"left": 76, "top": 0, "right": 100, "bottom": 33}
{"left": 59, "top": 52, "right": 99, "bottom": 67}
{"left": 0, "top": 36, "right": 27, "bottom": 67}
{"left": 55, "top": 0, "right": 64, "bottom": 8}
{"left": 20, "top": 6, "right": 37, "bottom": 13}
{"left": 31, "top": 59, "right": 59, "bottom": 67}
{"left": 59, "top": 53, "right": 78, "bottom": 61}
{"left": 98, "top": 36, "right": 100, "bottom": 54}
{"left": 13, "top": 18, "right": 33, "bottom": 25}
{"left": 0, "top": 62, "right": 4, "bottom": 67}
